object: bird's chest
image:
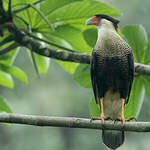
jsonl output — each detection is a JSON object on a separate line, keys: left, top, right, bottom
{"left": 96, "top": 55, "right": 128, "bottom": 74}
{"left": 96, "top": 55, "right": 129, "bottom": 90}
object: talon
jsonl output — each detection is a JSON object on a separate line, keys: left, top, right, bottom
{"left": 115, "top": 117, "right": 125, "bottom": 124}
{"left": 90, "top": 116, "right": 111, "bottom": 123}
{"left": 126, "top": 117, "right": 137, "bottom": 122}
{"left": 121, "top": 116, "right": 125, "bottom": 124}
{"left": 114, "top": 118, "right": 121, "bottom": 124}
{"left": 90, "top": 117, "right": 101, "bottom": 123}
{"left": 101, "top": 114, "right": 105, "bottom": 124}
{"left": 121, "top": 98, "right": 125, "bottom": 124}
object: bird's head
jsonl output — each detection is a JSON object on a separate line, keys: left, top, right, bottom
{"left": 86, "top": 14, "right": 119, "bottom": 30}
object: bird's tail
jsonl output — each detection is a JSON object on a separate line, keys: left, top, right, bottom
{"left": 102, "top": 130, "right": 124, "bottom": 150}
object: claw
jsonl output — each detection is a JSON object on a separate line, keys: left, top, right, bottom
{"left": 90, "top": 116, "right": 111, "bottom": 123}
{"left": 126, "top": 117, "right": 137, "bottom": 122}
{"left": 115, "top": 116, "right": 136, "bottom": 124}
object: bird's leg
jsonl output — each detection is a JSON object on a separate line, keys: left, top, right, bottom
{"left": 115, "top": 99, "right": 125, "bottom": 123}
{"left": 116, "top": 99, "right": 126, "bottom": 124}
{"left": 91, "top": 98, "right": 108, "bottom": 123}
{"left": 120, "top": 98, "right": 125, "bottom": 124}
{"left": 100, "top": 98, "right": 105, "bottom": 123}
{"left": 116, "top": 99, "right": 136, "bottom": 123}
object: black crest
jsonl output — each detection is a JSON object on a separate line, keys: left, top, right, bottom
{"left": 95, "top": 14, "right": 119, "bottom": 30}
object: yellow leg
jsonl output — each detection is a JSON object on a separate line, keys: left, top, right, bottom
{"left": 121, "top": 99, "right": 125, "bottom": 124}
{"left": 100, "top": 98, "right": 105, "bottom": 123}
{"left": 90, "top": 98, "right": 108, "bottom": 123}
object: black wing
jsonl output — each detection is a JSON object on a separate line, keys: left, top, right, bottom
{"left": 126, "top": 52, "right": 134, "bottom": 104}
{"left": 90, "top": 50, "right": 98, "bottom": 103}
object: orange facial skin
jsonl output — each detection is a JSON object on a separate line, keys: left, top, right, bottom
{"left": 90, "top": 16, "right": 101, "bottom": 26}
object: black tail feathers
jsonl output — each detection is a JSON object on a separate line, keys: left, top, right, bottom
{"left": 102, "top": 130, "right": 124, "bottom": 150}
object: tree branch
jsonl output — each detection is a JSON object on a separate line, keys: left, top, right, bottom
{"left": 0, "top": 35, "right": 14, "bottom": 46}
{"left": 135, "top": 63, "right": 150, "bottom": 76}
{"left": 2, "top": 22, "right": 150, "bottom": 76}
{"left": 27, "top": 32, "right": 78, "bottom": 53}
{"left": 0, "top": 42, "right": 19, "bottom": 55}
{"left": 0, "top": 113, "right": 150, "bottom": 132}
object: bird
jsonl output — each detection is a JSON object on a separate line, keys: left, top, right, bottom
{"left": 86, "top": 14, "right": 134, "bottom": 150}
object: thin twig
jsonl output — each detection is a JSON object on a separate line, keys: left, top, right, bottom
{"left": 28, "top": 32, "right": 77, "bottom": 53}
{"left": 13, "top": 0, "right": 44, "bottom": 14}
{"left": 0, "top": 113, "right": 149, "bottom": 132}
{"left": 8, "top": 0, "right": 12, "bottom": 20}
{"left": 0, "top": 35, "right": 14, "bottom": 46}
{"left": 0, "top": 0, "right": 5, "bottom": 15}
{"left": 0, "top": 42, "right": 19, "bottom": 55}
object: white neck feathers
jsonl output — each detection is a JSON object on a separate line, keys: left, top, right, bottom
{"left": 97, "top": 19, "right": 118, "bottom": 41}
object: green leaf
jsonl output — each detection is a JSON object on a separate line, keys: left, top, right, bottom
{"left": 37, "top": 0, "right": 120, "bottom": 32}
{"left": 0, "top": 96, "right": 12, "bottom": 113}
{"left": 122, "top": 25, "right": 148, "bottom": 63}
{"left": 49, "top": 25, "right": 91, "bottom": 53}
{"left": 89, "top": 97, "right": 100, "bottom": 117}
{"left": 0, "top": 70, "right": 14, "bottom": 88}
{"left": 58, "top": 61, "right": 78, "bottom": 74}
{"left": 83, "top": 28, "right": 97, "bottom": 47}
{"left": 143, "top": 40, "right": 150, "bottom": 64}
{"left": 143, "top": 75, "right": 150, "bottom": 104}
{"left": 35, "top": 53, "right": 50, "bottom": 74}
{"left": 0, "top": 65, "right": 28, "bottom": 83}
{"left": 40, "top": 0, "right": 80, "bottom": 15}
{"left": 47, "top": 0, "right": 120, "bottom": 26}
{"left": 125, "top": 77, "right": 145, "bottom": 119}
{"left": 44, "top": 33, "right": 73, "bottom": 50}
{"left": 30, "top": 4, "right": 53, "bottom": 30}
{"left": 0, "top": 47, "right": 19, "bottom": 65}
{"left": 74, "top": 64, "right": 91, "bottom": 88}
{"left": 13, "top": 0, "right": 44, "bottom": 29}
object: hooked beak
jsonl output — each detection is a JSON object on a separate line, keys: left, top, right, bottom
{"left": 86, "top": 18, "right": 92, "bottom": 25}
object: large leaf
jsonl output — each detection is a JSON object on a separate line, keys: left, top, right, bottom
{"left": 0, "top": 96, "right": 12, "bottom": 113}
{"left": 43, "top": 33, "right": 73, "bottom": 50}
{"left": 143, "top": 40, "right": 150, "bottom": 65}
{"left": 35, "top": 0, "right": 81, "bottom": 29}
{"left": 0, "top": 70, "right": 14, "bottom": 88}
{"left": 83, "top": 28, "right": 97, "bottom": 48}
{"left": 89, "top": 97, "right": 100, "bottom": 117}
{"left": 58, "top": 61, "right": 78, "bottom": 74}
{"left": 122, "top": 25, "right": 148, "bottom": 63}
{"left": 40, "top": 0, "right": 81, "bottom": 17}
{"left": 35, "top": 53, "right": 50, "bottom": 74}
{"left": 0, "top": 47, "right": 19, "bottom": 65}
{"left": 47, "top": 1, "right": 120, "bottom": 26}
{"left": 0, "top": 65, "right": 28, "bottom": 83}
{"left": 13, "top": 0, "right": 48, "bottom": 29}
{"left": 143, "top": 75, "right": 150, "bottom": 104}
{"left": 49, "top": 25, "right": 91, "bottom": 53}
{"left": 73, "top": 64, "right": 91, "bottom": 88}
{"left": 36, "top": 0, "right": 120, "bottom": 32}
{"left": 125, "top": 77, "right": 145, "bottom": 119}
